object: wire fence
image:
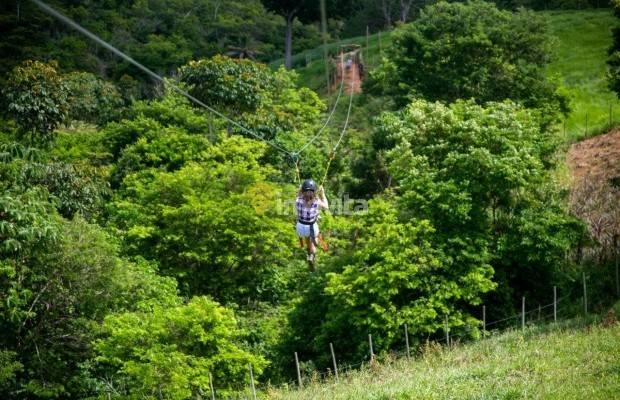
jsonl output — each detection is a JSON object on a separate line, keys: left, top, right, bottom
{"left": 206, "top": 270, "right": 619, "bottom": 399}
{"left": 562, "top": 104, "right": 620, "bottom": 141}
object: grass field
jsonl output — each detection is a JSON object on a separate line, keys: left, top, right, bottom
{"left": 544, "top": 9, "right": 620, "bottom": 141}
{"left": 265, "top": 317, "right": 620, "bottom": 400}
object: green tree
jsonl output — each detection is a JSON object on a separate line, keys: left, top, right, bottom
{"left": 178, "top": 56, "right": 328, "bottom": 180}
{"left": 380, "top": 99, "right": 586, "bottom": 318}
{"left": 0, "top": 211, "right": 180, "bottom": 398}
{"left": 94, "top": 296, "right": 266, "bottom": 399}
{"left": 608, "top": 0, "right": 620, "bottom": 97}
{"left": 2, "top": 60, "right": 69, "bottom": 147}
{"left": 179, "top": 55, "right": 276, "bottom": 115}
{"left": 63, "top": 71, "right": 124, "bottom": 125}
{"left": 281, "top": 198, "right": 492, "bottom": 371}
{"left": 0, "top": 200, "right": 182, "bottom": 397}
{"left": 102, "top": 89, "right": 217, "bottom": 162}
{"left": 0, "top": 0, "right": 285, "bottom": 98}
{"left": 1, "top": 138, "right": 109, "bottom": 221}
{"left": 0, "top": 136, "right": 180, "bottom": 398}
{"left": 108, "top": 134, "right": 297, "bottom": 304}
{"left": 366, "top": 0, "right": 569, "bottom": 118}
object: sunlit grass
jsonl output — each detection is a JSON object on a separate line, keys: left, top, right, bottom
{"left": 265, "top": 318, "right": 620, "bottom": 400}
{"left": 543, "top": 9, "right": 619, "bottom": 141}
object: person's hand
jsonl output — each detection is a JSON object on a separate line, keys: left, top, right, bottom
{"left": 318, "top": 186, "right": 324, "bottom": 196}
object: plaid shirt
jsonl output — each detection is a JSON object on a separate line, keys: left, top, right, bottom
{"left": 296, "top": 197, "right": 319, "bottom": 223}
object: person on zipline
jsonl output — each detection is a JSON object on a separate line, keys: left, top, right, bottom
{"left": 296, "top": 179, "right": 328, "bottom": 269}
{"left": 345, "top": 58, "right": 353, "bottom": 72}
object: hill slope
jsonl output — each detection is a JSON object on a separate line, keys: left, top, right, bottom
{"left": 267, "top": 321, "right": 620, "bottom": 400}
{"left": 567, "top": 127, "right": 620, "bottom": 256}
{"left": 543, "top": 9, "right": 618, "bottom": 139}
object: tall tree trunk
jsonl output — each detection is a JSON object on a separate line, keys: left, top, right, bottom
{"left": 380, "top": 0, "right": 392, "bottom": 29}
{"left": 400, "top": 0, "right": 414, "bottom": 23}
{"left": 285, "top": 11, "right": 295, "bottom": 70}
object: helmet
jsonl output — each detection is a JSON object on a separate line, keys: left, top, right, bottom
{"left": 301, "top": 179, "right": 317, "bottom": 192}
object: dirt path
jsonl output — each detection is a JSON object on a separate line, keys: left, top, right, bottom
{"left": 332, "top": 52, "right": 363, "bottom": 94}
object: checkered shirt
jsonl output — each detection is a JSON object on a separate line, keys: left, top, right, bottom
{"left": 296, "top": 197, "right": 319, "bottom": 223}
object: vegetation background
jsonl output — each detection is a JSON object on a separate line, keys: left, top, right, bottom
{"left": 0, "top": 0, "right": 618, "bottom": 399}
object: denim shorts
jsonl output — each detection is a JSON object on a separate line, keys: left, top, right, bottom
{"left": 296, "top": 221, "right": 319, "bottom": 238}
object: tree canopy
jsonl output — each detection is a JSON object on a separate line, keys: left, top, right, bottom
{"left": 365, "top": 0, "right": 570, "bottom": 120}
{"left": 379, "top": 99, "right": 586, "bottom": 315}
{"left": 0, "top": 1, "right": 608, "bottom": 397}
{"left": 608, "top": 0, "right": 620, "bottom": 97}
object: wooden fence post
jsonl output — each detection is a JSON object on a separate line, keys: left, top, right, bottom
{"left": 553, "top": 286, "right": 557, "bottom": 323}
{"left": 294, "top": 352, "right": 302, "bottom": 390}
{"left": 616, "top": 250, "right": 620, "bottom": 298}
{"left": 404, "top": 324, "right": 411, "bottom": 360}
{"left": 445, "top": 315, "right": 450, "bottom": 346}
{"left": 249, "top": 363, "right": 257, "bottom": 400}
{"left": 563, "top": 121, "right": 566, "bottom": 138}
{"left": 482, "top": 306, "right": 486, "bottom": 339}
{"left": 368, "top": 334, "right": 374, "bottom": 361}
{"left": 521, "top": 297, "right": 525, "bottom": 333}
{"left": 330, "top": 343, "right": 339, "bottom": 380}
{"left": 583, "top": 272, "right": 588, "bottom": 315}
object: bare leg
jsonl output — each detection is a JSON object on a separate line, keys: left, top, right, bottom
{"left": 304, "top": 237, "right": 316, "bottom": 255}
{"left": 303, "top": 237, "right": 316, "bottom": 271}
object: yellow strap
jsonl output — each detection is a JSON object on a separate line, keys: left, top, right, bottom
{"left": 295, "top": 157, "right": 301, "bottom": 186}
{"left": 320, "top": 150, "right": 336, "bottom": 187}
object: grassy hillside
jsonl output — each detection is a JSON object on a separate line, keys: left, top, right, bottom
{"left": 544, "top": 9, "right": 620, "bottom": 140}
{"left": 289, "top": 9, "right": 620, "bottom": 141}
{"left": 266, "top": 317, "right": 620, "bottom": 400}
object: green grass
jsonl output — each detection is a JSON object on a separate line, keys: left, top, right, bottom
{"left": 265, "top": 318, "right": 620, "bottom": 400}
{"left": 544, "top": 9, "right": 620, "bottom": 141}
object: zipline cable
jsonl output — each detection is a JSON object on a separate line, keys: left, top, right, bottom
{"left": 29, "top": 0, "right": 292, "bottom": 155}
{"left": 320, "top": 79, "right": 355, "bottom": 187}
{"left": 334, "top": 79, "right": 355, "bottom": 151}
{"left": 294, "top": 62, "right": 346, "bottom": 156}
{"left": 31, "top": 0, "right": 358, "bottom": 180}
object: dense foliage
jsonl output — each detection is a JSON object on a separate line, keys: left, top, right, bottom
{"left": 608, "top": 0, "right": 620, "bottom": 96}
{"left": 0, "top": 1, "right": 612, "bottom": 398}
{"left": 2, "top": 60, "right": 69, "bottom": 147}
{"left": 365, "top": 0, "right": 570, "bottom": 121}
{"left": 0, "top": 0, "right": 285, "bottom": 98}
{"left": 378, "top": 100, "right": 586, "bottom": 317}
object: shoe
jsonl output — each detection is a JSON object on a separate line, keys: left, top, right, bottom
{"left": 307, "top": 253, "right": 315, "bottom": 272}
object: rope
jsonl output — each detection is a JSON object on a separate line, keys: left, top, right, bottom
{"left": 320, "top": 150, "right": 336, "bottom": 187}
{"left": 295, "top": 156, "right": 301, "bottom": 185}
{"left": 335, "top": 79, "right": 355, "bottom": 151}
